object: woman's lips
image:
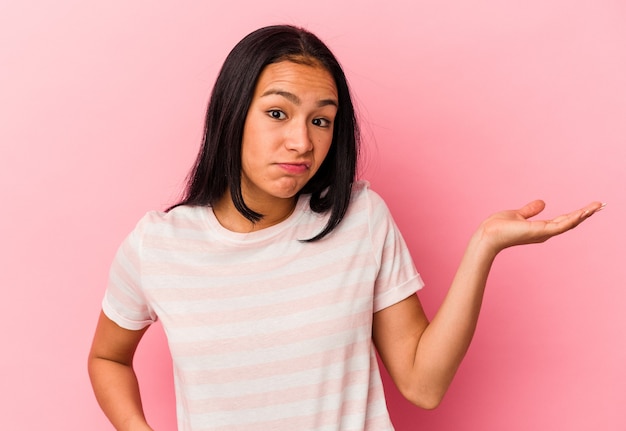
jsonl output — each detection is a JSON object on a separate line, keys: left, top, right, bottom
{"left": 277, "top": 162, "right": 310, "bottom": 174}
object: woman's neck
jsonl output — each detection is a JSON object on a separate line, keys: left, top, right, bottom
{"left": 212, "top": 192, "right": 297, "bottom": 233}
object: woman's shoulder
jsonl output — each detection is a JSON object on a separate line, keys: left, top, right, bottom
{"left": 343, "top": 180, "right": 393, "bottom": 227}
{"left": 351, "top": 180, "right": 388, "bottom": 209}
{"left": 132, "top": 205, "right": 209, "bottom": 235}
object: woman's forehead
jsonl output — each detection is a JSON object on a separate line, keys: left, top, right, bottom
{"left": 254, "top": 61, "right": 338, "bottom": 101}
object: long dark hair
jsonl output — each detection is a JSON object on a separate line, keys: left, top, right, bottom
{"left": 170, "top": 25, "right": 360, "bottom": 241}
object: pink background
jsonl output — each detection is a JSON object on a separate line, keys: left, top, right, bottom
{"left": 1, "top": 1, "right": 624, "bottom": 429}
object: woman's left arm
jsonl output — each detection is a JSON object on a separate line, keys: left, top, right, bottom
{"left": 372, "top": 200, "right": 604, "bottom": 409}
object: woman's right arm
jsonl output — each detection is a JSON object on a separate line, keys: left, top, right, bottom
{"left": 88, "top": 310, "right": 153, "bottom": 431}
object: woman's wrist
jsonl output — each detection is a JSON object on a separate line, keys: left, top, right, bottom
{"left": 468, "top": 225, "right": 501, "bottom": 263}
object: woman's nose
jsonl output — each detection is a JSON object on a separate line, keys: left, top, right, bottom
{"left": 285, "top": 121, "right": 313, "bottom": 153}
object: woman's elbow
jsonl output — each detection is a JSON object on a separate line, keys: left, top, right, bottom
{"left": 399, "top": 383, "right": 446, "bottom": 410}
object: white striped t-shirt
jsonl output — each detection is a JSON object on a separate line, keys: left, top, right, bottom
{"left": 103, "top": 180, "right": 424, "bottom": 431}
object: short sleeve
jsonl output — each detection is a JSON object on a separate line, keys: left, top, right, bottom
{"left": 365, "top": 188, "right": 424, "bottom": 312}
{"left": 102, "top": 217, "right": 157, "bottom": 330}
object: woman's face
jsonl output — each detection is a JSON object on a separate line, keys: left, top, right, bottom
{"left": 240, "top": 60, "right": 338, "bottom": 207}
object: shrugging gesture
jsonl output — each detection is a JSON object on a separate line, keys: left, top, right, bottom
{"left": 373, "top": 199, "right": 604, "bottom": 410}
{"left": 89, "top": 24, "right": 607, "bottom": 430}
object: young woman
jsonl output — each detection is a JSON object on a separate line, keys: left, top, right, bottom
{"left": 88, "top": 25, "right": 603, "bottom": 431}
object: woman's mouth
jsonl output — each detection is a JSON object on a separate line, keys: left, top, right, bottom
{"left": 277, "top": 162, "right": 310, "bottom": 174}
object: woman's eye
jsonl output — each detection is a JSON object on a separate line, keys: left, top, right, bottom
{"left": 268, "top": 110, "right": 286, "bottom": 120}
{"left": 312, "top": 118, "right": 331, "bottom": 127}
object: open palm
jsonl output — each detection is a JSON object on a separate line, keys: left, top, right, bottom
{"left": 478, "top": 199, "right": 604, "bottom": 252}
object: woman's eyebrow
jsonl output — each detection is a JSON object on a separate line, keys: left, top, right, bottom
{"left": 261, "top": 89, "right": 338, "bottom": 108}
